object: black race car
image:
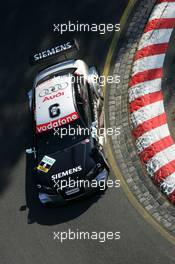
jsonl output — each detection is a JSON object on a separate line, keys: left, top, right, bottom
{"left": 26, "top": 40, "right": 109, "bottom": 205}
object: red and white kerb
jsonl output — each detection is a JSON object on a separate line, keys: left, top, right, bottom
{"left": 128, "top": 0, "right": 175, "bottom": 203}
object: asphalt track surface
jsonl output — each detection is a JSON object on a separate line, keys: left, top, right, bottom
{"left": 0, "top": 1, "right": 175, "bottom": 264}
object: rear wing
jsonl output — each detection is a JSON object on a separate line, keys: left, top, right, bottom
{"left": 29, "top": 39, "right": 79, "bottom": 68}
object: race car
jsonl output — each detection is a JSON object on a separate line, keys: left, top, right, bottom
{"left": 26, "top": 40, "right": 109, "bottom": 205}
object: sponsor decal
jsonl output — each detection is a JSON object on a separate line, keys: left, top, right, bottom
{"left": 36, "top": 112, "right": 79, "bottom": 133}
{"left": 35, "top": 75, "right": 77, "bottom": 130}
{"left": 39, "top": 83, "right": 68, "bottom": 97}
{"left": 43, "top": 91, "right": 64, "bottom": 103}
{"left": 33, "top": 42, "right": 72, "bottom": 62}
{"left": 37, "top": 155, "right": 56, "bottom": 173}
{"left": 51, "top": 165, "right": 82, "bottom": 180}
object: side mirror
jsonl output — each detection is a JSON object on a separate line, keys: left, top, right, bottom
{"left": 25, "top": 148, "right": 36, "bottom": 158}
{"left": 26, "top": 148, "right": 33, "bottom": 154}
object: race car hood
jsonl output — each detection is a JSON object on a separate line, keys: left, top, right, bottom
{"left": 36, "top": 139, "right": 97, "bottom": 186}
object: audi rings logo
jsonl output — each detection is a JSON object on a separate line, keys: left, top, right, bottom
{"left": 39, "top": 82, "right": 68, "bottom": 97}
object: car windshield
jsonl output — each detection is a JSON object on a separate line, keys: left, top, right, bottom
{"left": 37, "top": 68, "right": 76, "bottom": 85}
{"left": 36, "top": 119, "right": 90, "bottom": 154}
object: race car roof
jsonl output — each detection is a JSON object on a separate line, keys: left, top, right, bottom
{"left": 35, "top": 75, "right": 78, "bottom": 132}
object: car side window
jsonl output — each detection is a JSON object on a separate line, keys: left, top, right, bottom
{"left": 74, "top": 75, "right": 90, "bottom": 126}
{"left": 82, "top": 81, "right": 92, "bottom": 125}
